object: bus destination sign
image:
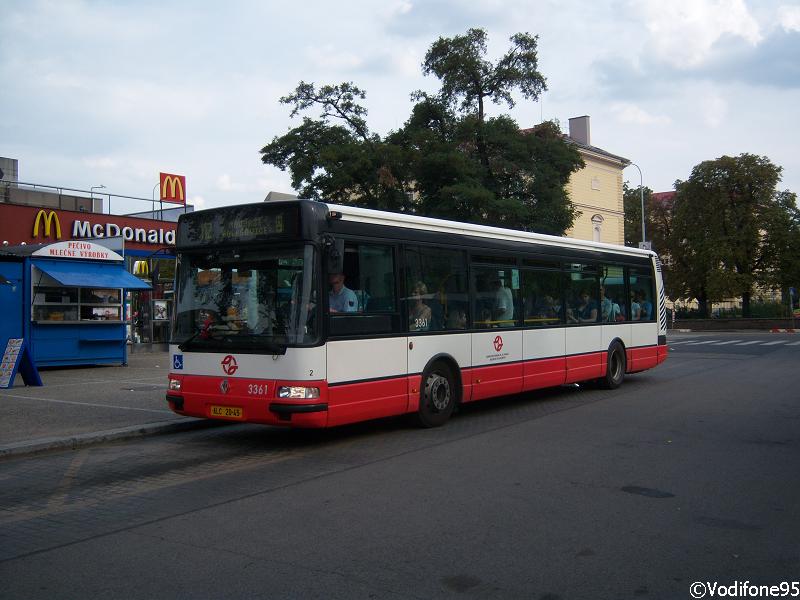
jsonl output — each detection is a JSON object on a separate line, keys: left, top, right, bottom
{"left": 178, "top": 205, "right": 298, "bottom": 247}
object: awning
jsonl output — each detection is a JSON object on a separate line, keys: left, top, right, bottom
{"left": 34, "top": 259, "right": 152, "bottom": 290}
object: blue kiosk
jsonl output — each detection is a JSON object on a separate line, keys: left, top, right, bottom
{"left": 0, "top": 240, "right": 151, "bottom": 368}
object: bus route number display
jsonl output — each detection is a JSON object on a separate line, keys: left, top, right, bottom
{"left": 178, "top": 206, "right": 298, "bottom": 247}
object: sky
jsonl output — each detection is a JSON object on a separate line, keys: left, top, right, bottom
{"left": 2, "top": 0, "right": 799, "bottom": 214}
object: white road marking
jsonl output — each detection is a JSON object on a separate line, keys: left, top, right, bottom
{"left": 736, "top": 341, "right": 762, "bottom": 346}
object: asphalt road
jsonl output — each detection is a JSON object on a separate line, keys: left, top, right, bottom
{"left": 1, "top": 332, "right": 799, "bottom": 599}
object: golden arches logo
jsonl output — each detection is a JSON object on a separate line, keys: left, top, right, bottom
{"left": 160, "top": 173, "right": 185, "bottom": 202}
{"left": 133, "top": 260, "right": 149, "bottom": 276}
{"left": 33, "top": 210, "right": 62, "bottom": 239}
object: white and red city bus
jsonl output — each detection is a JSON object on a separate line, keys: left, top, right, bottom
{"left": 167, "top": 200, "right": 667, "bottom": 427}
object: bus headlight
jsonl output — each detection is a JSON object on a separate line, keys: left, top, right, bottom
{"left": 277, "top": 386, "right": 320, "bottom": 399}
{"left": 168, "top": 378, "right": 182, "bottom": 392}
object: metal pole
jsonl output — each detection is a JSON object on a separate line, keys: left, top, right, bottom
{"left": 629, "top": 163, "right": 646, "bottom": 244}
{"left": 152, "top": 182, "right": 159, "bottom": 216}
{"left": 91, "top": 185, "right": 106, "bottom": 214}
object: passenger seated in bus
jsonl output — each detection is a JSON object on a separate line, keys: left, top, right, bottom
{"left": 328, "top": 273, "right": 358, "bottom": 313}
{"left": 637, "top": 290, "right": 653, "bottom": 320}
{"left": 630, "top": 292, "right": 642, "bottom": 320}
{"left": 534, "top": 295, "right": 561, "bottom": 323}
{"left": 491, "top": 277, "right": 514, "bottom": 325}
{"left": 600, "top": 287, "right": 621, "bottom": 322}
{"left": 409, "top": 281, "right": 433, "bottom": 331}
{"left": 446, "top": 307, "right": 467, "bottom": 330}
{"left": 570, "top": 289, "right": 598, "bottom": 323}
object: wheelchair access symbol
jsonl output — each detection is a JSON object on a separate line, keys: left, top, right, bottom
{"left": 173, "top": 354, "right": 184, "bottom": 370}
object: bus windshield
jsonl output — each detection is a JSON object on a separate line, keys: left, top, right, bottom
{"left": 172, "top": 244, "right": 318, "bottom": 352}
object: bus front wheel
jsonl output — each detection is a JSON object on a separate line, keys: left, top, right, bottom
{"left": 600, "top": 341, "right": 626, "bottom": 389}
{"left": 416, "top": 362, "right": 456, "bottom": 428}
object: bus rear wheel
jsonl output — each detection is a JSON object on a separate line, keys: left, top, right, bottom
{"left": 600, "top": 341, "right": 626, "bottom": 389}
{"left": 416, "top": 362, "right": 457, "bottom": 428}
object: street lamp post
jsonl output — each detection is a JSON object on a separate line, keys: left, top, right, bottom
{"left": 628, "top": 163, "right": 646, "bottom": 246}
{"left": 90, "top": 185, "right": 106, "bottom": 213}
{"left": 152, "top": 182, "right": 160, "bottom": 216}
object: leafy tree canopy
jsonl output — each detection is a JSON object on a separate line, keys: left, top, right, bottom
{"left": 260, "top": 28, "right": 583, "bottom": 234}
{"left": 663, "top": 153, "right": 800, "bottom": 317}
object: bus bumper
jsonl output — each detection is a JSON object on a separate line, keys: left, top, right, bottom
{"left": 166, "top": 374, "right": 330, "bottom": 427}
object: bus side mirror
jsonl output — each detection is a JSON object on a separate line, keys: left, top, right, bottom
{"left": 326, "top": 237, "right": 344, "bottom": 274}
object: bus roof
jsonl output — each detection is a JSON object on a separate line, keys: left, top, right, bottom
{"left": 322, "top": 202, "right": 656, "bottom": 260}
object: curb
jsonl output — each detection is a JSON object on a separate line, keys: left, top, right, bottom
{"left": 770, "top": 328, "right": 797, "bottom": 333}
{"left": 0, "top": 418, "right": 229, "bottom": 461}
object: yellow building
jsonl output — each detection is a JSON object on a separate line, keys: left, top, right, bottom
{"left": 562, "top": 116, "right": 628, "bottom": 246}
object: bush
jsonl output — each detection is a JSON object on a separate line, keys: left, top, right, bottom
{"left": 674, "top": 301, "right": 790, "bottom": 319}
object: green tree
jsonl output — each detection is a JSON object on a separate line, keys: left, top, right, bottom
{"left": 260, "top": 82, "right": 412, "bottom": 211}
{"left": 260, "top": 29, "right": 583, "bottom": 235}
{"left": 623, "top": 182, "right": 652, "bottom": 248}
{"left": 666, "top": 153, "right": 797, "bottom": 317}
{"left": 758, "top": 189, "right": 800, "bottom": 303}
{"left": 422, "top": 28, "right": 546, "bottom": 171}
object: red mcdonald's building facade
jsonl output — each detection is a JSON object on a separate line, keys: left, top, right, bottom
{"left": 0, "top": 202, "right": 179, "bottom": 346}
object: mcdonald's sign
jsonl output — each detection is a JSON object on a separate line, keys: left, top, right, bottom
{"left": 133, "top": 260, "right": 150, "bottom": 276}
{"left": 32, "top": 210, "right": 62, "bottom": 239}
{"left": 160, "top": 172, "right": 186, "bottom": 204}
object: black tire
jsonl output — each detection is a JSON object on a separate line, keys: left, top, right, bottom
{"left": 600, "top": 341, "right": 626, "bottom": 389}
{"left": 416, "top": 362, "right": 457, "bottom": 428}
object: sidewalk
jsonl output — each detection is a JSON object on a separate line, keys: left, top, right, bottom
{"left": 0, "top": 351, "right": 218, "bottom": 460}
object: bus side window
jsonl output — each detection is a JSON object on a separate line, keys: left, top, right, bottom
{"left": 522, "top": 269, "right": 562, "bottom": 327}
{"left": 404, "top": 245, "right": 468, "bottom": 333}
{"left": 329, "top": 242, "right": 399, "bottom": 336}
{"left": 471, "top": 265, "right": 519, "bottom": 328}
{"left": 600, "top": 265, "right": 626, "bottom": 323}
{"left": 564, "top": 264, "right": 599, "bottom": 325}
{"left": 628, "top": 268, "right": 655, "bottom": 321}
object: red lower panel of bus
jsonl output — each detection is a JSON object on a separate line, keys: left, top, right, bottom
{"left": 523, "top": 357, "right": 567, "bottom": 391}
{"left": 628, "top": 345, "right": 659, "bottom": 372}
{"left": 327, "top": 378, "right": 408, "bottom": 427}
{"left": 469, "top": 362, "right": 524, "bottom": 401}
{"left": 565, "top": 352, "right": 604, "bottom": 384}
{"left": 168, "top": 345, "right": 663, "bottom": 427}
{"left": 657, "top": 344, "right": 669, "bottom": 365}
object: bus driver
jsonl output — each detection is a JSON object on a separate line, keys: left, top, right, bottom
{"left": 329, "top": 273, "right": 358, "bottom": 313}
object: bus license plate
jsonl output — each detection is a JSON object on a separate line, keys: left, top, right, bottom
{"left": 210, "top": 405, "right": 243, "bottom": 420}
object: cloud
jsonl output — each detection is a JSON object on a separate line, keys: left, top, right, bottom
{"left": 216, "top": 174, "right": 248, "bottom": 193}
{"left": 611, "top": 103, "right": 671, "bottom": 125}
{"left": 83, "top": 157, "right": 118, "bottom": 170}
{"left": 637, "top": 0, "right": 762, "bottom": 68}
{"left": 385, "top": 0, "right": 505, "bottom": 37}
{"left": 697, "top": 90, "right": 728, "bottom": 127}
{"left": 595, "top": 4, "right": 800, "bottom": 98}
{"left": 778, "top": 4, "right": 800, "bottom": 31}
{"left": 305, "top": 45, "right": 366, "bottom": 72}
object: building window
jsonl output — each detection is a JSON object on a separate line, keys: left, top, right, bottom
{"left": 591, "top": 214, "right": 604, "bottom": 242}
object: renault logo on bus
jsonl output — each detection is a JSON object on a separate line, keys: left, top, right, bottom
{"left": 221, "top": 355, "right": 238, "bottom": 375}
{"left": 32, "top": 210, "right": 62, "bottom": 239}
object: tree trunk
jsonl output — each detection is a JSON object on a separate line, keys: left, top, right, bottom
{"left": 741, "top": 290, "right": 751, "bottom": 318}
{"left": 697, "top": 291, "right": 709, "bottom": 319}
